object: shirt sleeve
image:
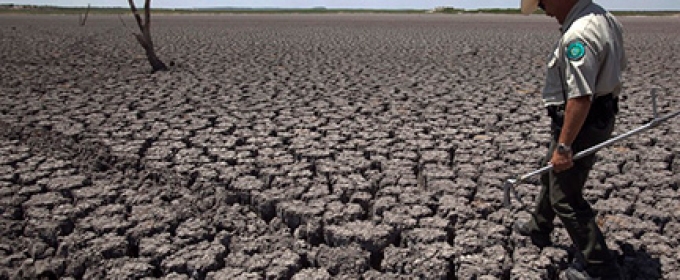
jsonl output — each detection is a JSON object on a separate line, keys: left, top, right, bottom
{"left": 562, "top": 38, "right": 600, "bottom": 100}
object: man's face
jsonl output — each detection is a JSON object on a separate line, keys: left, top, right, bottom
{"left": 538, "top": 0, "right": 555, "bottom": 17}
{"left": 539, "top": 0, "right": 575, "bottom": 24}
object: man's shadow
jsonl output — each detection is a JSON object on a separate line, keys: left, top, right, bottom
{"left": 618, "top": 242, "right": 663, "bottom": 280}
{"left": 549, "top": 242, "right": 662, "bottom": 280}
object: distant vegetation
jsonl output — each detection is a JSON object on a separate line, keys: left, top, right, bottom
{"left": 0, "top": 4, "right": 424, "bottom": 14}
{"left": 1, "top": 4, "right": 678, "bottom": 16}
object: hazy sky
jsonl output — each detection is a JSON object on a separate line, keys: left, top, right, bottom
{"left": 5, "top": 0, "right": 680, "bottom": 11}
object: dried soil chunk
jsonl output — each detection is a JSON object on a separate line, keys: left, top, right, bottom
{"left": 87, "top": 233, "right": 129, "bottom": 259}
{"left": 207, "top": 268, "right": 261, "bottom": 279}
{"left": 226, "top": 248, "right": 301, "bottom": 278}
{"left": 323, "top": 201, "right": 365, "bottom": 225}
{"left": 78, "top": 214, "right": 131, "bottom": 235}
{"left": 324, "top": 221, "right": 397, "bottom": 255}
{"left": 104, "top": 258, "right": 155, "bottom": 279}
{"left": 312, "top": 244, "right": 370, "bottom": 276}
{"left": 175, "top": 217, "right": 213, "bottom": 245}
{"left": 23, "top": 192, "right": 70, "bottom": 209}
{"left": 225, "top": 234, "right": 301, "bottom": 277}
{"left": 291, "top": 268, "right": 332, "bottom": 280}
{"left": 401, "top": 227, "right": 448, "bottom": 246}
{"left": 17, "top": 258, "right": 66, "bottom": 280}
{"left": 362, "top": 270, "right": 416, "bottom": 280}
{"left": 161, "top": 241, "right": 227, "bottom": 277}
{"left": 381, "top": 242, "right": 455, "bottom": 279}
{"left": 277, "top": 199, "right": 325, "bottom": 230}
{"left": 600, "top": 214, "right": 658, "bottom": 238}
{"left": 23, "top": 215, "right": 74, "bottom": 246}
{"left": 139, "top": 232, "right": 179, "bottom": 264}
{"left": 42, "top": 175, "right": 89, "bottom": 192}
{"left": 264, "top": 249, "right": 303, "bottom": 280}
{"left": 230, "top": 175, "right": 265, "bottom": 196}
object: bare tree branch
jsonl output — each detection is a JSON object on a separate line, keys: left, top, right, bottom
{"left": 128, "top": 0, "right": 145, "bottom": 35}
{"left": 118, "top": 13, "right": 132, "bottom": 32}
{"left": 144, "top": 0, "right": 151, "bottom": 28}
{"left": 79, "top": 4, "right": 91, "bottom": 26}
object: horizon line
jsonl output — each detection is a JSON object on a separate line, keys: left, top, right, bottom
{"left": 2, "top": 3, "right": 679, "bottom": 12}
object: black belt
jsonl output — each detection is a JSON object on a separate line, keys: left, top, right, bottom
{"left": 547, "top": 94, "right": 618, "bottom": 126}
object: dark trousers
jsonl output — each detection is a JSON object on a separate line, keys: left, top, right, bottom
{"left": 527, "top": 115, "right": 616, "bottom": 269}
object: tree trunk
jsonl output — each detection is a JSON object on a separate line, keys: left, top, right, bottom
{"left": 128, "top": 0, "right": 168, "bottom": 73}
{"left": 146, "top": 47, "right": 168, "bottom": 72}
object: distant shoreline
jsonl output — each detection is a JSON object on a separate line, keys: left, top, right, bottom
{"left": 1, "top": 5, "right": 679, "bottom": 17}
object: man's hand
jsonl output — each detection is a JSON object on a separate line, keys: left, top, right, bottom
{"left": 551, "top": 149, "right": 574, "bottom": 173}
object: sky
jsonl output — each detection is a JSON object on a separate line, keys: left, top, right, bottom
{"left": 4, "top": 0, "right": 680, "bottom": 11}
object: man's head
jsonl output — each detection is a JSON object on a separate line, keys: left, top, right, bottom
{"left": 522, "top": 0, "right": 579, "bottom": 24}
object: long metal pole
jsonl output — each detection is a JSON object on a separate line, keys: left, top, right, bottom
{"left": 516, "top": 109, "right": 679, "bottom": 183}
{"left": 503, "top": 89, "right": 679, "bottom": 207}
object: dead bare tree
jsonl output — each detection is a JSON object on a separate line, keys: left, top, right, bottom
{"left": 79, "top": 4, "right": 91, "bottom": 26}
{"left": 127, "top": 0, "right": 168, "bottom": 72}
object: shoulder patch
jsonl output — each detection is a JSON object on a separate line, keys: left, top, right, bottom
{"left": 566, "top": 40, "right": 586, "bottom": 61}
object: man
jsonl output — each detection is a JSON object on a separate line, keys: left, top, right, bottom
{"left": 516, "top": 0, "right": 626, "bottom": 279}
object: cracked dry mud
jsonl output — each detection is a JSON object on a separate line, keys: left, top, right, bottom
{"left": 0, "top": 14, "right": 678, "bottom": 279}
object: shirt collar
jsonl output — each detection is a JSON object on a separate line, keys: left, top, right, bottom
{"left": 560, "top": 0, "right": 593, "bottom": 33}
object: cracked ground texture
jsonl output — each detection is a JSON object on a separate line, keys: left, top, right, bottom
{"left": 0, "top": 14, "right": 678, "bottom": 279}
